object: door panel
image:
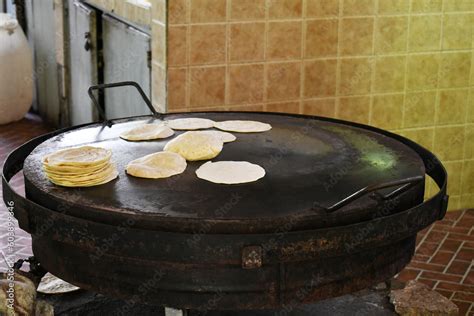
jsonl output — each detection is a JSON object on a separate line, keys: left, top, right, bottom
{"left": 102, "top": 14, "right": 151, "bottom": 119}
{"left": 28, "top": 0, "right": 61, "bottom": 125}
{"left": 68, "top": 0, "right": 98, "bottom": 125}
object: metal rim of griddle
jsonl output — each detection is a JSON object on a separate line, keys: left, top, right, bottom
{"left": 11, "top": 112, "right": 434, "bottom": 231}
{"left": 3, "top": 109, "right": 449, "bottom": 232}
{"left": 24, "top": 82, "right": 427, "bottom": 232}
{"left": 1, "top": 111, "right": 448, "bottom": 310}
{"left": 3, "top": 109, "right": 449, "bottom": 233}
{"left": 1, "top": 82, "right": 449, "bottom": 310}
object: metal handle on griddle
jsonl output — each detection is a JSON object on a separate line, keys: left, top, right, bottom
{"left": 87, "top": 81, "right": 160, "bottom": 127}
{"left": 323, "top": 175, "right": 425, "bottom": 213}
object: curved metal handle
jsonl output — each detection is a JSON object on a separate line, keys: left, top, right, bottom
{"left": 312, "top": 117, "right": 449, "bottom": 219}
{"left": 87, "top": 81, "right": 160, "bottom": 127}
{"left": 324, "top": 176, "right": 425, "bottom": 213}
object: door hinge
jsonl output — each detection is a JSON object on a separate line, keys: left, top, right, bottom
{"left": 147, "top": 50, "right": 152, "bottom": 69}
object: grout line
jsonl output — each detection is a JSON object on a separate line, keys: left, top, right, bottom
{"left": 185, "top": 0, "right": 191, "bottom": 109}
{"left": 262, "top": 0, "right": 270, "bottom": 108}
{"left": 299, "top": 0, "right": 307, "bottom": 114}
{"left": 172, "top": 11, "right": 474, "bottom": 26}
{"left": 224, "top": 0, "right": 231, "bottom": 107}
{"left": 460, "top": 257, "right": 473, "bottom": 284}
{"left": 181, "top": 51, "right": 474, "bottom": 65}
{"left": 443, "top": 240, "right": 465, "bottom": 274}
{"left": 468, "top": 302, "right": 474, "bottom": 315}
{"left": 334, "top": 0, "right": 343, "bottom": 117}
{"left": 368, "top": 0, "right": 378, "bottom": 126}
{"left": 415, "top": 224, "right": 434, "bottom": 252}
{"left": 401, "top": 0, "right": 413, "bottom": 130}
{"left": 428, "top": 230, "right": 449, "bottom": 264}
{"left": 454, "top": 209, "right": 466, "bottom": 226}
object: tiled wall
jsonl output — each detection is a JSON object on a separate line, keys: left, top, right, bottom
{"left": 149, "top": 0, "right": 474, "bottom": 210}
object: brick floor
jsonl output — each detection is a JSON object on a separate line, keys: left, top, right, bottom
{"left": 0, "top": 114, "right": 52, "bottom": 273}
{"left": 397, "top": 210, "right": 474, "bottom": 315}
{"left": 0, "top": 115, "right": 473, "bottom": 314}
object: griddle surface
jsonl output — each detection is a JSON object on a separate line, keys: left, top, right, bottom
{"left": 24, "top": 113, "right": 424, "bottom": 229}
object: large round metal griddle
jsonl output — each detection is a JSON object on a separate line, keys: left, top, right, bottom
{"left": 24, "top": 112, "right": 424, "bottom": 233}
{"left": 2, "top": 111, "right": 449, "bottom": 310}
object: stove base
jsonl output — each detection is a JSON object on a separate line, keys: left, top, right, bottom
{"left": 39, "top": 285, "right": 397, "bottom": 316}
{"left": 31, "top": 235, "right": 415, "bottom": 310}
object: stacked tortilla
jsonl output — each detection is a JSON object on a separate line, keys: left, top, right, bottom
{"left": 43, "top": 146, "right": 118, "bottom": 187}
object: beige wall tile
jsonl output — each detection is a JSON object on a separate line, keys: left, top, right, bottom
{"left": 408, "top": 15, "right": 442, "bottom": 52}
{"left": 306, "top": 0, "right": 340, "bottom": 17}
{"left": 267, "top": 62, "right": 302, "bottom": 101}
{"left": 168, "top": 26, "right": 187, "bottom": 66}
{"left": 433, "top": 126, "right": 465, "bottom": 161}
{"left": 377, "top": 0, "right": 409, "bottom": 14}
{"left": 423, "top": 176, "right": 434, "bottom": 200}
{"left": 462, "top": 160, "right": 474, "bottom": 194}
{"left": 190, "top": 0, "right": 227, "bottom": 23}
{"left": 444, "top": 0, "right": 474, "bottom": 12}
{"left": 404, "top": 91, "right": 436, "bottom": 128}
{"left": 340, "top": 18, "right": 374, "bottom": 56}
{"left": 229, "top": 23, "right": 265, "bottom": 62}
{"left": 371, "top": 94, "right": 404, "bottom": 129}
{"left": 228, "top": 64, "right": 264, "bottom": 104}
{"left": 152, "top": 22, "right": 167, "bottom": 67}
{"left": 305, "top": 19, "right": 339, "bottom": 58}
{"left": 442, "top": 14, "right": 473, "bottom": 50}
{"left": 439, "top": 52, "right": 472, "bottom": 88}
{"left": 152, "top": 0, "right": 166, "bottom": 23}
{"left": 189, "top": 66, "right": 226, "bottom": 106}
{"left": 374, "top": 56, "right": 406, "bottom": 93}
{"left": 190, "top": 24, "right": 226, "bottom": 65}
{"left": 132, "top": 1, "right": 152, "bottom": 25}
{"left": 267, "top": 21, "right": 303, "bottom": 60}
{"left": 337, "top": 96, "right": 371, "bottom": 124}
{"left": 406, "top": 53, "right": 440, "bottom": 90}
{"left": 447, "top": 195, "right": 461, "bottom": 211}
{"left": 339, "top": 57, "right": 374, "bottom": 96}
{"left": 302, "top": 98, "right": 336, "bottom": 117}
{"left": 268, "top": 0, "right": 303, "bottom": 19}
{"left": 230, "top": 0, "right": 266, "bottom": 20}
{"left": 465, "top": 124, "right": 474, "bottom": 159}
{"left": 192, "top": 106, "right": 227, "bottom": 111}
{"left": 437, "top": 89, "right": 468, "bottom": 125}
{"left": 168, "top": 67, "right": 188, "bottom": 110}
{"left": 266, "top": 101, "right": 301, "bottom": 114}
{"left": 444, "top": 161, "right": 463, "bottom": 195}
{"left": 114, "top": 0, "right": 126, "bottom": 17}
{"left": 342, "top": 0, "right": 375, "bottom": 15}
{"left": 228, "top": 104, "right": 265, "bottom": 111}
{"left": 461, "top": 194, "right": 474, "bottom": 210}
{"left": 469, "top": 88, "right": 474, "bottom": 123}
{"left": 152, "top": 63, "right": 167, "bottom": 112}
{"left": 304, "top": 59, "right": 337, "bottom": 97}
{"left": 411, "top": 0, "right": 442, "bottom": 13}
{"left": 471, "top": 53, "right": 474, "bottom": 86}
{"left": 375, "top": 16, "right": 408, "bottom": 53}
{"left": 169, "top": 0, "right": 188, "bottom": 24}
{"left": 88, "top": 0, "right": 115, "bottom": 11}
{"left": 400, "top": 128, "right": 435, "bottom": 151}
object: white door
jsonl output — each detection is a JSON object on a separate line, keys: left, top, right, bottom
{"left": 102, "top": 14, "right": 151, "bottom": 119}
{"left": 68, "top": 0, "right": 98, "bottom": 125}
{"left": 27, "top": 0, "right": 61, "bottom": 125}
